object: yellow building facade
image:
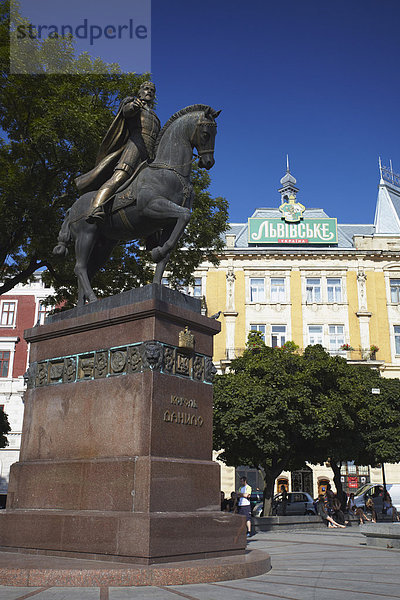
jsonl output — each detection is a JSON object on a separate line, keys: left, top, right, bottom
{"left": 199, "top": 162, "right": 400, "bottom": 498}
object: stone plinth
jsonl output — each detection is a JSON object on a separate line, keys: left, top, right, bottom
{"left": 361, "top": 523, "right": 400, "bottom": 548}
{"left": 0, "top": 285, "right": 246, "bottom": 564}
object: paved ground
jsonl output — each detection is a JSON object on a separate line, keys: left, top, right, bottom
{"left": 0, "top": 528, "right": 399, "bottom": 599}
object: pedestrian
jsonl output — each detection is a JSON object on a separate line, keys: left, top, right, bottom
{"left": 221, "top": 491, "right": 229, "bottom": 511}
{"left": 237, "top": 476, "right": 252, "bottom": 537}
{"left": 365, "top": 498, "right": 377, "bottom": 523}
{"left": 228, "top": 491, "right": 237, "bottom": 513}
{"left": 280, "top": 484, "right": 288, "bottom": 516}
{"left": 347, "top": 492, "right": 356, "bottom": 514}
{"left": 332, "top": 497, "right": 348, "bottom": 526}
{"left": 316, "top": 494, "right": 346, "bottom": 528}
{"left": 383, "top": 490, "right": 400, "bottom": 522}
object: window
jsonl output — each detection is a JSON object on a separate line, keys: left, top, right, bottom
{"left": 250, "top": 324, "right": 266, "bottom": 342}
{"left": 306, "top": 278, "right": 321, "bottom": 303}
{"left": 327, "top": 278, "right": 342, "bottom": 303}
{"left": 0, "top": 301, "right": 16, "bottom": 327}
{"left": 328, "top": 325, "right": 345, "bottom": 353}
{"left": 308, "top": 325, "right": 323, "bottom": 346}
{"left": 37, "top": 302, "right": 53, "bottom": 325}
{"left": 250, "top": 278, "right": 265, "bottom": 302}
{"left": 390, "top": 279, "right": 400, "bottom": 303}
{"left": 271, "top": 278, "right": 286, "bottom": 302}
{"left": 271, "top": 325, "right": 286, "bottom": 348}
{"left": 193, "top": 278, "right": 202, "bottom": 297}
{"left": 0, "top": 351, "right": 10, "bottom": 377}
{"left": 395, "top": 326, "right": 400, "bottom": 354}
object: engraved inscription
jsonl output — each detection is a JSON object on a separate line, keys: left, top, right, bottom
{"left": 163, "top": 410, "right": 204, "bottom": 427}
{"left": 170, "top": 395, "right": 198, "bottom": 409}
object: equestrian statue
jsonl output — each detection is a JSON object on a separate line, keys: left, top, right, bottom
{"left": 53, "top": 81, "right": 220, "bottom": 305}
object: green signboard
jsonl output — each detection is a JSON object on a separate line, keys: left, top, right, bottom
{"left": 248, "top": 218, "right": 338, "bottom": 245}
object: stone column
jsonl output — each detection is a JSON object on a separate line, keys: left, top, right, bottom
{"left": 356, "top": 269, "right": 372, "bottom": 358}
{"left": 224, "top": 267, "right": 238, "bottom": 361}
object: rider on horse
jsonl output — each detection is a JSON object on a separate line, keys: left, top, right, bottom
{"left": 75, "top": 81, "right": 161, "bottom": 224}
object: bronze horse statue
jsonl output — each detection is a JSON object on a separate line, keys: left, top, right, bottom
{"left": 53, "top": 105, "right": 220, "bottom": 305}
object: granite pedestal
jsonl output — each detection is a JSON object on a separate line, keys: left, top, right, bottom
{"left": 0, "top": 285, "right": 247, "bottom": 567}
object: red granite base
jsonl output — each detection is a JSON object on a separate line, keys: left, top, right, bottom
{"left": 0, "top": 548, "right": 271, "bottom": 586}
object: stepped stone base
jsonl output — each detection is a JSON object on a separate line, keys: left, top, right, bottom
{"left": 0, "top": 285, "right": 248, "bottom": 566}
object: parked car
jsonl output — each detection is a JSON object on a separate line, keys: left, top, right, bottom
{"left": 353, "top": 483, "right": 400, "bottom": 513}
{"left": 252, "top": 491, "right": 317, "bottom": 517}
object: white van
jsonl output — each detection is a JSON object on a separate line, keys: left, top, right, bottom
{"left": 353, "top": 483, "right": 400, "bottom": 513}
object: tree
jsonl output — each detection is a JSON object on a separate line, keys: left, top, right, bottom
{"left": 213, "top": 334, "right": 317, "bottom": 515}
{"left": 0, "top": 410, "right": 10, "bottom": 449}
{"left": 0, "top": 2, "right": 229, "bottom": 304}
{"left": 301, "top": 345, "right": 400, "bottom": 500}
{"left": 213, "top": 336, "right": 400, "bottom": 515}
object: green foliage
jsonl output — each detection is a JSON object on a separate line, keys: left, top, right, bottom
{"left": 213, "top": 343, "right": 400, "bottom": 510}
{"left": 214, "top": 344, "right": 314, "bottom": 473}
{"left": 0, "top": 1, "right": 229, "bottom": 304}
{"left": 246, "top": 330, "right": 266, "bottom": 350}
{"left": 0, "top": 410, "right": 10, "bottom": 448}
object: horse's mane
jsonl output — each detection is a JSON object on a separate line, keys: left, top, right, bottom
{"left": 154, "top": 104, "right": 213, "bottom": 153}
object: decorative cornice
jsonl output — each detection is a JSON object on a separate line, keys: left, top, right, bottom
{"left": 24, "top": 341, "right": 216, "bottom": 390}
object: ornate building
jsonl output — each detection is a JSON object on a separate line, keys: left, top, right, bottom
{"left": 2, "top": 161, "right": 400, "bottom": 502}
{"left": 0, "top": 275, "right": 54, "bottom": 506}
{"left": 199, "top": 160, "right": 400, "bottom": 497}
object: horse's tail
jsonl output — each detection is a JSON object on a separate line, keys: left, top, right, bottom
{"left": 53, "top": 208, "right": 72, "bottom": 257}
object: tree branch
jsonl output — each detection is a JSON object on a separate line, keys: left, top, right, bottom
{"left": 0, "top": 256, "right": 43, "bottom": 295}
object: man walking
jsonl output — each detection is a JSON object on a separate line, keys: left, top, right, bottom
{"left": 237, "top": 476, "right": 252, "bottom": 538}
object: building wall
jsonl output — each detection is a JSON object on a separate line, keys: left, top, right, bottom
{"left": 200, "top": 228, "right": 400, "bottom": 497}
{"left": 0, "top": 275, "right": 54, "bottom": 498}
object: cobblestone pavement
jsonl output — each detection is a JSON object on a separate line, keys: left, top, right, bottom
{"left": 0, "top": 529, "right": 399, "bottom": 599}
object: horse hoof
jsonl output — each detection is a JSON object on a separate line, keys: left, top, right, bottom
{"left": 151, "top": 247, "right": 163, "bottom": 262}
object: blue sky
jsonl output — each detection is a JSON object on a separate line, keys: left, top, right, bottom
{"left": 16, "top": 0, "right": 400, "bottom": 225}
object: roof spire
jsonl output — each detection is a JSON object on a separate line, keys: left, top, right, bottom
{"left": 278, "top": 155, "right": 299, "bottom": 202}
{"left": 379, "top": 156, "right": 384, "bottom": 183}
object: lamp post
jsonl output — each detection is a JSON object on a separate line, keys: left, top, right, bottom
{"left": 371, "top": 388, "right": 386, "bottom": 494}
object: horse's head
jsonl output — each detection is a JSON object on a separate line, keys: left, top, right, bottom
{"left": 191, "top": 107, "right": 221, "bottom": 170}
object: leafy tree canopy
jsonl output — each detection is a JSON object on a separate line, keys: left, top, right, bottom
{"left": 213, "top": 334, "right": 400, "bottom": 513}
{"left": 0, "top": 1, "right": 228, "bottom": 305}
{"left": 0, "top": 410, "right": 10, "bottom": 449}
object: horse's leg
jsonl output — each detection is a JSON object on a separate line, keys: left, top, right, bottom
{"left": 153, "top": 251, "right": 171, "bottom": 284}
{"left": 73, "top": 224, "right": 98, "bottom": 305}
{"left": 142, "top": 198, "right": 191, "bottom": 262}
{"left": 152, "top": 224, "right": 174, "bottom": 284}
{"left": 87, "top": 236, "right": 117, "bottom": 281}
